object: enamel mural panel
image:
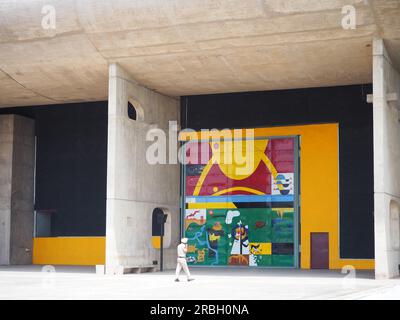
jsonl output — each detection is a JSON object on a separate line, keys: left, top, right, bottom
{"left": 182, "top": 137, "right": 297, "bottom": 267}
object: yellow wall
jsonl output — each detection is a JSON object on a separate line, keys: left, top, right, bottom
{"left": 33, "top": 123, "right": 375, "bottom": 269}
{"left": 33, "top": 237, "right": 105, "bottom": 266}
{"left": 180, "top": 123, "right": 374, "bottom": 270}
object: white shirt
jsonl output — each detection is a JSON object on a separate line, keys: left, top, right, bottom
{"left": 177, "top": 243, "right": 187, "bottom": 258}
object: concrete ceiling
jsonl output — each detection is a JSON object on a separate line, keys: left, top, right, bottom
{"left": 0, "top": 0, "right": 399, "bottom": 107}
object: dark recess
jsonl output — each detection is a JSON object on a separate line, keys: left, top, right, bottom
{"left": 0, "top": 101, "right": 108, "bottom": 236}
{"left": 181, "top": 84, "right": 374, "bottom": 259}
{"left": 128, "top": 101, "right": 137, "bottom": 120}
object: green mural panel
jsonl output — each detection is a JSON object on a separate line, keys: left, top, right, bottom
{"left": 271, "top": 212, "right": 294, "bottom": 243}
{"left": 245, "top": 209, "right": 272, "bottom": 243}
{"left": 184, "top": 208, "right": 295, "bottom": 267}
{"left": 250, "top": 255, "right": 272, "bottom": 267}
{"left": 271, "top": 255, "right": 294, "bottom": 267}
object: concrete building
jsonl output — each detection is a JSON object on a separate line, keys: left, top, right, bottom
{"left": 0, "top": 1, "right": 399, "bottom": 279}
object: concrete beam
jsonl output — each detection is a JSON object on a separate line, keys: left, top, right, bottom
{"left": 367, "top": 93, "right": 398, "bottom": 104}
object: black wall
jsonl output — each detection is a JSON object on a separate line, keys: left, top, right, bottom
{"left": 0, "top": 102, "right": 108, "bottom": 236}
{"left": 181, "top": 84, "right": 374, "bottom": 259}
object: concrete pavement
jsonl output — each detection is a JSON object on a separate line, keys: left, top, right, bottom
{"left": 0, "top": 265, "right": 399, "bottom": 300}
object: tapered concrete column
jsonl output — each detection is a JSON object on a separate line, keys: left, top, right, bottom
{"left": 0, "top": 115, "right": 35, "bottom": 265}
{"left": 373, "top": 38, "right": 400, "bottom": 279}
{"left": 106, "top": 63, "right": 180, "bottom": 275}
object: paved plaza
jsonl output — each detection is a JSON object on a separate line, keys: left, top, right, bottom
{"left": 0, "top": 266, "right": 399, "bottom": 300}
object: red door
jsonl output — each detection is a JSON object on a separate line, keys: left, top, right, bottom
{"left": 311, "top": 232, "right": 329, "bottom": 269}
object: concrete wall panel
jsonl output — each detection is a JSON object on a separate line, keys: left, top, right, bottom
{"left": 0, "top": 114, "right": 34, "bottom": 265}
{"left": 106, "top": 63, "right": 179, "bottom": 274}
{"left": 373, "top": 38, "right": 400, "bottom": 279}
{"left": 0, "top": 115, "right": 13, "bottom": 265}
{"left": 10, "top": 116, "right": 35, "bottom": 264}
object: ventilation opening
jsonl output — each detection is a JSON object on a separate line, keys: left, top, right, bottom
{"left": 128, "top": 101, "right": 137, "bottom": 120}
{"left": 127, "top": 99, "right": 144, "bottom": 122}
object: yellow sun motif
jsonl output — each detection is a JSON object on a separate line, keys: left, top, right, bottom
{"left": 193, "top": 139, "right": 279, "bottom": 196}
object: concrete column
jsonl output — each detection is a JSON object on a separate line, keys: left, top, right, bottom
{"left": 0, "top": 115, "right": 35, "bottom": 265}
{"left": 106, "top": 63, "right": 180, "bottom": 275}
{"left": 373, "top": 38, "right": 400, "bottom": 279}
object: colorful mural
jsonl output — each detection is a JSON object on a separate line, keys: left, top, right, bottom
{"left": 182, "top": 137, "right": 297, "bottom": 267}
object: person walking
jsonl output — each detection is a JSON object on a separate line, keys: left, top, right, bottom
{"left": 175, "top": 238, "right": 194, "bottom": 282}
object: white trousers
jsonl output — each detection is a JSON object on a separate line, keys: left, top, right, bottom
{"left": 175, "top": 257, "right": 191, "bottom": 279}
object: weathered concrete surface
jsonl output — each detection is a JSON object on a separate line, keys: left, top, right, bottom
{"left": 373, "top": 38, "right": 400, "bottom": 279}
{"left": 0, "top": 265, "right": 400, "bottom": 300}
{"left": 0, "top": 0, "right": 399, "bottom": 106}
{"left": 106, "top": 63, "right": 180, "bottom": 275}
{"left": 0, "top": 115, "right": 35, "bottom": 265}
{"left": 0, "top": 116, "right": 13, "bottom": 265}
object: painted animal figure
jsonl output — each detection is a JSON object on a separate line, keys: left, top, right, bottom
{"left": 186, "top": 210, "right": 200, "bottom": 218}
{"left": 250, "top": 243, "right": 261, "bottom": 254}
{"left": 228, "top": 254, "right": 249, "bottom": 266}
{"left": 197, "top": 249, "right": 205, "bottom": 262}
{"left": 254, "top": 221, "right": 266, "bottom": 229}
{"left": 187, "top": 244, "right": 197, "bottom": 253}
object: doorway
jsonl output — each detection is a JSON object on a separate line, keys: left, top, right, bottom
{"left": 311, "top": 232, "right": 329, "bottom": 269}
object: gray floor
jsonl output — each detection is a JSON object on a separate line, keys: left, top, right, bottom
{"left": 0, "top": 265, "right": 399, "bottom": 300}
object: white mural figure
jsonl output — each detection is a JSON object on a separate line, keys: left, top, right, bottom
{"left": 230, "top": 220, "right": 250, "bottom": 255}
{"left": 225, "top": 210, "right": 240, "bottom": 224}
{"left": 249, "top": 255, "right": 258, "bottom": 267}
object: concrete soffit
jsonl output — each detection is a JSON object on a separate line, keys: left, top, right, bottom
{"left": 0, "top": 1, "right": 399, "bottom": 106}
